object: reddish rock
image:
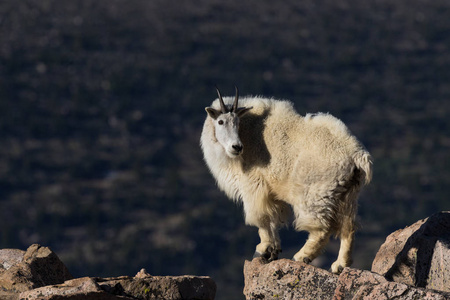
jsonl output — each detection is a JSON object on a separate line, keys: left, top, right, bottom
{"left": 244, "top": 257, "right": 450, "bottom": 300}
{"left": 243, "top": 258, "right": 339, "bottom": 299}
{"left": 372, "top": 211, "right": 450, "bottom": 292}
{"left": 333, "top": 268, "right": 450, "bottom": 300}
{"left": 357, "top": 281, "right": 450, "bottom": 300}
{"left": 333, "top": 268, "right": 388, "bottom": 299}
{"left": 428, "top": 240, "right": 450, "bottom": 292}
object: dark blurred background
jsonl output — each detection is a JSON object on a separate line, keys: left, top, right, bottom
{"left": 1, "top": 0, "right": 450, "bottom": 299}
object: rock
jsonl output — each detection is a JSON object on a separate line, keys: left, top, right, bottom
{"left": 0, "top": 249, "right": 26, "bottom": 299}
{"left": 19, "top": 277, "right": 118, "bottom": 300}
{"left": 19, "top": 274, "right": 217, "bottom": 300}
{"left": 0, "top": 244, "right": 73, "bottom": 292}
{"left": 0, "top": 249, "right": 25, "bottom": 271}
{"left": 99, "top": 274, "right": 216, "bottom": 300}
{"left": 334, "top": 268, "right": 450, "bottom": 300}
{"left": 243, "top": 257, "right": 339, "bottom": 299}
{"left": 135, "top": 268, "right": 151, "bottom": 278}
{"left": 429, "top": 240, "right": 450, "bottom": 292}
{"left": 0, "top": 244, "right": 216, "bottom": 300}
{"left": 372, "top": 211, "right": 450, "bottom": 292}
{"left": 333, "top": 268, "right": 388, "bottom": 299}
{"left": 243, "top": 257, "right": 450, "bottom": 300}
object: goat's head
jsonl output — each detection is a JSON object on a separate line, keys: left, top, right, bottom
{"left": 205, "top": 87, "right": 252, "bottom": 158}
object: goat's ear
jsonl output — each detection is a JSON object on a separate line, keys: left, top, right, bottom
{"left": 236, "top": 106, "right": 253, "bottom": 117}
{"left": 205, "top": 107, "right": 221, "bottom": 119}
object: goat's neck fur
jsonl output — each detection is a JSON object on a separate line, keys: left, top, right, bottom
{"left": 201, "top": 116, "right": 244, "bottom": 201}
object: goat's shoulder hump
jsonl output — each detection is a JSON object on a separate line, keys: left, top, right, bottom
{"left": 305, "top": 112, "right": 351, "bottom": 136}
{"left": 240, "top": 97, "right": 294, "bottom": 113}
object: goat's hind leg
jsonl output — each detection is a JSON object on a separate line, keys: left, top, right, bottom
{"left": 293, "top": 229, "right": 331, "bottom": 264}
{"left": 330, "top": 231, "right": 354, "bottom": 274}
{"left": 331, "top": 216, "right": 356, "bottom": 273}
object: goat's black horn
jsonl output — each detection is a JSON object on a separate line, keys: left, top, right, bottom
{"left": 232, "top": 86, "right": 239, "bottom": 112}
{"left": 215, "top": 86, "right": 228, "bottom": 113}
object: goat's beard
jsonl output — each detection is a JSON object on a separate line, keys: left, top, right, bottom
{"left": 225, "top": 148, "right": 243, "bottom": 159}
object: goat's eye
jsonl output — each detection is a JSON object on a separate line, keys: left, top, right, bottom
{"left": 218, "top": 120, "right": 224, "bottom": 125}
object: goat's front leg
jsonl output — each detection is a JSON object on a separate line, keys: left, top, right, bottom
{"left": 253, "top": 223, "right": 281, "bottom": 261}
{"left": 242, "top": 192, "right": 283, "bottom": 261}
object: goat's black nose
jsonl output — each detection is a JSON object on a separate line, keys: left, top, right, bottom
{"left": 232, "top": 144, "right": 243, "bottom": 153}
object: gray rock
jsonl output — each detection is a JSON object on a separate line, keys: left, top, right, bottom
{"left": 0, "top": 244, "right": 216, "bottom": 300}
{"left": 19, "top": 277, "right": 119, "bottom": 300}
{"left": 0, "top": 244, "right": 73, "bottom": 292}
{"left": 19, "top": 274, "right": 217, "bottom": 300}
{"left": 99, "top": 274, "right": 216, "bottom": 300}
{"left": 0, "top": 249, "right": 25, "bottom": 271}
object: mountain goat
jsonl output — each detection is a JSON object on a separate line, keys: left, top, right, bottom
{"left": 200, "top": 87, "right": 372, "bottom": 273}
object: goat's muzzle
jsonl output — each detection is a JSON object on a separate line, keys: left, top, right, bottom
{"left": 231, "top": 144, "right": 244, "bottom": 155}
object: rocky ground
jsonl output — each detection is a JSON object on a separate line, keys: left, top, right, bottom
{"left": 1, "top": 212, "right": 449, "bottom": 299}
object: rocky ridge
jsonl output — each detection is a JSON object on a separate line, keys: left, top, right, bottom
{"left": 1, "top": 212, "right": 449, "bottom": 299}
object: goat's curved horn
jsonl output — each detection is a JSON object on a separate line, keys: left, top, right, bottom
{"left": 232, "top": 86, "right": 239, "bottom": 112}
{"left": 215, "top": 87, "right": 228, "bottom": 113}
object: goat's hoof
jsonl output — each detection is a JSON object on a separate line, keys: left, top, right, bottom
{"left": 303, "top": 257, "right": 312, "bottom": 264}
{"left": 330, "top": 263, "right": 345, "bottom": 274}
{"left": 253, "top": 251, "right": 271, "bottom": 261}
{"left": 269, "top": 250, "right": 280, "bottom": 261}
{"left": 253, "top": 247, "right": 281, "bottom": 262}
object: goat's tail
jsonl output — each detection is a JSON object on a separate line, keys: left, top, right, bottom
{"left": 336, "top": 149, "right": 372, "bottom": 240}
{"left": 353, "top": 149, "right": 373, "bottom": 185}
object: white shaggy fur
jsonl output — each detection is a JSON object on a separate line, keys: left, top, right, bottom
{"left": 200, "top": 94, "right": 372, "bottom": 273}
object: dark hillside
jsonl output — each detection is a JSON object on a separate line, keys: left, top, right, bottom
{"left": 1, "top": 0, "right": 450, "bottom": 299}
